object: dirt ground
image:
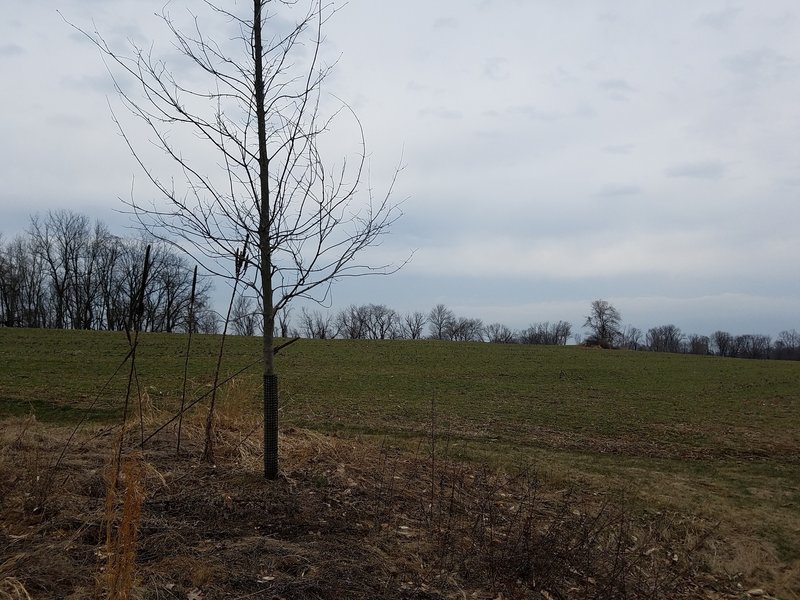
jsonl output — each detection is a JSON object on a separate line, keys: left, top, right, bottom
{"left": 0, "top": 416, "right": 764, "bottom": 599}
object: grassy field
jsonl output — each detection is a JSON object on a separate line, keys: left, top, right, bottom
{"left": 1, "top": 327, "right": 799, "bottom": 596}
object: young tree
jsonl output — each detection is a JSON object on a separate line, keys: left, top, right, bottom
{"left": 77, "top": 1, "right": 403, "bottom": 478}
{"left": 583, "top": 300, "right": 622, "bottom": 347}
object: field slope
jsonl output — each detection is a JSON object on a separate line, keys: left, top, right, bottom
{"left": 1, "top": 327, "right": 799, "bottom": 596}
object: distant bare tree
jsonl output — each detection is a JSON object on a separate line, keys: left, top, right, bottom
{"left": 710, "top": 330, "right": 734, "bottom": 357}
{"left": 299, "top": 307, "right": 335, "bottom": 339}
{"left": 335, "top": 304, "right": 369, "bottom": 339}
{"left": 401, "top": 311, "right": 427, "bottom": 340}
{"left": 774, "top": 329, "right": 800, "bottom": 360}
{"left": 584, "top": 300, "right": 622, "bottom": 347}
{"left": 231, "top": 294, "right": 259, "bottom": 336}
{"left": 0, "top": 236, "right": 43, "bottom": 327}
{"left": 519, "top": 321, "right": 572, "bottom": 345}
{"left": 428, "top": 304, "right": 455, "bottom": 340}
{"left": 365, "top": 304, "right": 398, "bottom": 339}
{"left": 733, "top": 334, "right": 772, "bottom": 359}
{"left": 778, "top": 329, "right": 800, "bottom": 348}
{"left": 687, "top": 334, "right": 710, "bottom": 355}
{"left": 195, "top": 307, "right": 220, "bottom": 334}
{"left": 29, "top": 210, "right": 90, "bottom": 329}
{"left": 275, "top": 306, "right": 293, "bottom": 338}
{"left": 619, "top": 325, "right": 643, "bottom": 350}
{"left": 646, "top": 324, "right": 684, "bottom": 353}
{"left": 448, "top": 316, "right": 484, "bottom": 342}
{"left": 485, "top": 322, "right": 516, "bottom": 343}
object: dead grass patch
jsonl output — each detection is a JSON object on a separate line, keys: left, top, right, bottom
{"left": 0, "top": 414, "right": 750, "bottom": 599}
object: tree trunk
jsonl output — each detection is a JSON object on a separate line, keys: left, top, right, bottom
{"left": 254, "top": 0, "right": 278, "bottom": 480}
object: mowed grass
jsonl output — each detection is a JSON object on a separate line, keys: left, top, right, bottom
{"left": 2, "top": 327, "right": 799, "bottom": 588}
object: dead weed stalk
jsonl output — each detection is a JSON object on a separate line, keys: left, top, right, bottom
{"left": 102, "top": 436, "right": 148, "bottom": 600}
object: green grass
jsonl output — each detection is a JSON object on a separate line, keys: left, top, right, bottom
{"left": 2, "top": 327, "right": 799, "bottom": 572}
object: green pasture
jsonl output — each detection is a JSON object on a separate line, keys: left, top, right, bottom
{"left": 1, "top": 327, "right": 799, "bottom": 573}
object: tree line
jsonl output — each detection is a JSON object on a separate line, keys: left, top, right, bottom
{"left": 4, "top": 214, "right": 796, "bottom": 361}
{"left": 583, "top": 299, "right": 800, "bottom": 361}
{"left": 252, "top": 302, "right": 573, "bottom": 345}
{"left": 0, "top": 210, "right": 217, "bottom": 332}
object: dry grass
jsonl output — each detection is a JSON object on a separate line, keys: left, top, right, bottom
{"left": 0, "top": 577, "right": 32, "bottom": 600}
{"left": 0, "top": 408, "right": 756, "bottom": 600}
{"left": 103, "top": 446, "right": 148, "bottom": 600}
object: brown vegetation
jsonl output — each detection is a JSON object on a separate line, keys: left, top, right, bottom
{"left": 0, "top": 408, "right": 752, "bottom": 600}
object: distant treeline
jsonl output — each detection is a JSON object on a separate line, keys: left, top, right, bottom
{"left": 280, "top": 303, "right": 799, "bottom": 360}
{"left": 264, "top": 302, "right": 574, "bottom": 345}
{"left": 4, "top": 211, "right": 797, "bottom": 362}
{"left": 614, "top": 324, "right": 800, "bottom": 361}
{"left": 0, "top": 210, "right": 217, "bottom": 332}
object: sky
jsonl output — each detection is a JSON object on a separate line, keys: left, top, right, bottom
{"left": 1, "top": 1, "right": 799, "bottom": 338}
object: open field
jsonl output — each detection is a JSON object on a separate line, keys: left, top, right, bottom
{"left": 1, "top": 327, "right": 799, "bottom": 598}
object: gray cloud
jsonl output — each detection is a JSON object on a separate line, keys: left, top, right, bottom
{"left": 432, "top": 17, "right": 457, "bottom": 29}
{"left": 46, "top": 114, "right": 92, "bottom": 128}
{"left": 418, "top": 106, "right": 462, "bottom": 120}
{"left": 603, "top": 144, "right": 635, "bottom": 155}
{"left": 723, "top": 48, "right": 795, "bottom": 85}
{"left": 598, "top": 78, "right": 635, "bottom": 102}
{"left": 598, "top": 79, "right": 634, "bottom": 92}
{"left": 0, "top": 43, "right": 24, "bottom": 57}
{"left": 2, "top": 0, "right": 798, "bottom": 336}
{"left": 483, "top": 56, "right": 509, "bottom": 81}
{"left": 666, "top": 161, "right": 727, "bottom": 180}
{"left": 696, "top": 7, "right": 741, "bottom": 30}
{"left": 485, "top": 104, "right": 595, "bottom": 123}
{"left": 595, "top": 184, "right": 641, "bottom": 197}
{"left": 60, "top": 74, "right": 117, "bottom": 95}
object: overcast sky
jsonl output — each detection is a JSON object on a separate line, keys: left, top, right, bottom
{"left": 1, "top": 1, "right": 799, "bottom": 337}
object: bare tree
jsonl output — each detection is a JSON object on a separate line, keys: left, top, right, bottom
{"left": 775, "top": 329, "right": 800, "bottom": 360}
{"left": 335, "top": 304, "right": 369, "bottom": 339}
{"left": 519, "top": 321, "right": 572, "bottom": 345}
{"left": 584, "top": 300, "right": 622, "bottom": 347}
{"left": 733, "top": 334, "right": 772, "bottom": 359}
{"left": 401, "top": 311, "right": 427, "bottom": 340}
{"left": 195, "top": 307, "right": 220, "bottom": 334}
{"left": 76, "top": 1, "right": 403, "bottom": 477}
{"left": 485, "top": 322, "right": 516, "bottom": 343}
{"left": 646, "top": 324, "right": 684, "bottom": 353}
{"left": 299, "top": 307, "right": 335, "bottom": 339}
{"left": 364, "top": 303, "right": 398, "bottom": 339}
{"left": 428, "top": 304, "right": 455, "bottom": 340}
{"left": 231, "top": 293, "right": 259, "bottom": 336}
{"left": 687, "top": 334, "right": 710, "bottom": 355}
{"left": 275, "top": 306, "right": 293, "bottom": 338}
{"left": 619, "top": 325, "right": 643, "bottom": 350}
{"left": 710, "top": 330, "right": 734, "bottom": 357}
{"left": 29, "top": 210, "right": 89, "bottom": 329}
{"left": 448, "top": 316, "right": 484, "bottom": 342}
